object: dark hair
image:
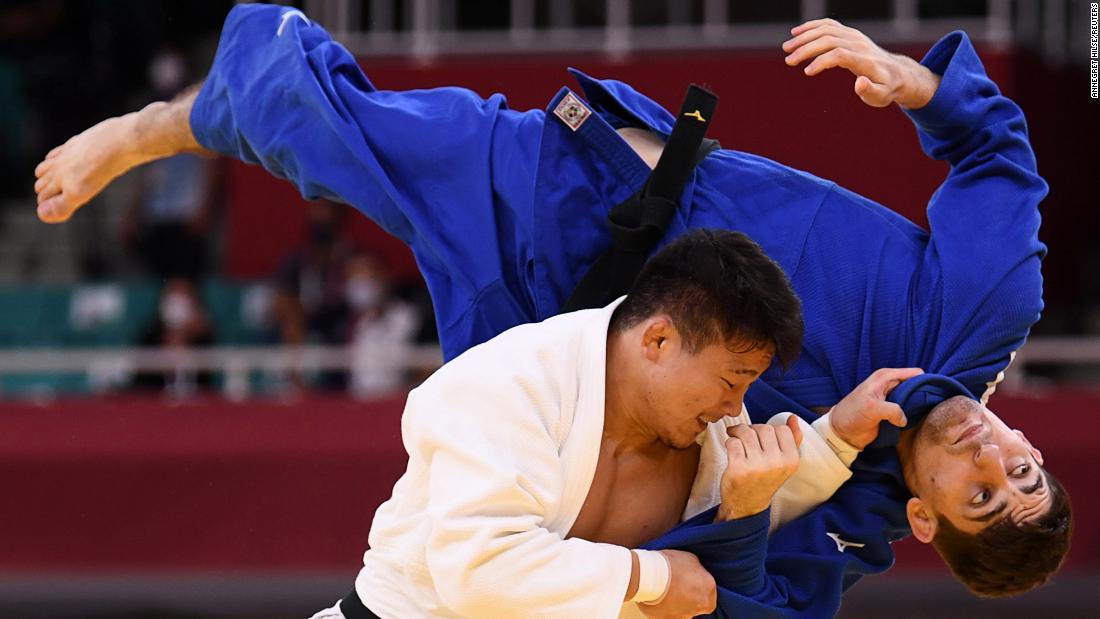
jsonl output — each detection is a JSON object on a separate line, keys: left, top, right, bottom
{"left": 931, "top": 469, "right": 1073, "bottom": 597}
{"left": 609, "top": 229, "right": 803, "bottom": 369}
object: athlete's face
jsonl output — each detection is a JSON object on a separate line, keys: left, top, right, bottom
{"left": 899, "top": 396, "right": 1052, "bottom": 540}
{"left": 639, "top": 318, "right": 774, "bottom": 449}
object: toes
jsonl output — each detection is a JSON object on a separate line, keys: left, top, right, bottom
{"left": 36, "top": 177, "right": 60, "bottom": 201}
{"left": 37, "top": 195, "right": 73, "bottom": 223}
{"left": 34, "top": 158, "right": 52, "bottom": 178}
{"left": 45, "top": 145, "right": 63, "bottom": 160}
{"left": 34, "top": 175, "right": 54, "bottom": 195}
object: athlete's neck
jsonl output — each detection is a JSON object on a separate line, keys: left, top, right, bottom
{"left": 603, "top": 329, "right": 664, "bottom": 452}
{"left": 616, "top": 127, "right": 665, "bottom": 170}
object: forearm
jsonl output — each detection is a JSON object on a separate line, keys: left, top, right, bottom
{"left": 907, "top": 31, "right": 1046, "bottom": 364}
{"left": 416, "top": 384, "right": 634, "bottom": 618}
{"left": 429, "top": 532, "right": 632, "bottom": 617}
{"left": 762, "top": 413, "right": 855, "bottom": 532}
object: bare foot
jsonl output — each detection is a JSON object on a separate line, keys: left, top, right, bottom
{"left": 33, "top": 114, "right": 145, "bottom": 223}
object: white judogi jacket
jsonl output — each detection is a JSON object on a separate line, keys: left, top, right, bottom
{"left": 356, "top": 299, "right": 853, "bottom": 618}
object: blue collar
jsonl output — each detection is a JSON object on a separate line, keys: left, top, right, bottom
{"left": 870, "top": 373, "right": 976, "bottom": 449}
{"left": 568, "top": 68, "right": 677, "bottom": 136}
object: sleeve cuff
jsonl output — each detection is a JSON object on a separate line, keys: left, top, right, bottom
{"left": 642, "top": 505, "right": 770, "bottom": 549}
{"left": 644, "top": 507, "right": 772, "bottom": 595}
{"left": 903, "top": 30, "right": 986, "bottom": 138}
{"left": 811, "top": 412, "right": 861, "bottom": 467}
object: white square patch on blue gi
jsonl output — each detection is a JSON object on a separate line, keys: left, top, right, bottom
{"left": 553, "top": 92, "right": 591, "bottom": 131}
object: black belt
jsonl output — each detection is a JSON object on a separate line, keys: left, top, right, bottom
{"left": 340, "top": 589, "right": 382, "bottom": 619}
{"left": 561, "top": 83, "right": 720, "bottom": 313}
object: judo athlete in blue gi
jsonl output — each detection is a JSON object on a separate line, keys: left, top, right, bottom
{"left": 34, "top": 7, "right": 1072, "bottom": 618}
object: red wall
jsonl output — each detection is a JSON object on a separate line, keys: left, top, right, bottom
{"left": 2, "top": 389, "right": 1095, "bottom": 575}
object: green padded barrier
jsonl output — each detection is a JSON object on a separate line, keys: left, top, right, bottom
{"left": 0, "top": 279, "right": 275, "bottom": 396}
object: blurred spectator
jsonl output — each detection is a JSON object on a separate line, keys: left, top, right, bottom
{"left": 133, "top": 277, "right": 215, "bottom": 396}
{"left": 121, "top": 152, "right": 221, "bottom": 279}
{"left": 346, "top": 252, "right": 420, "bottom": 398}
{"left": 121, "top": 46, "right": 222, "bottom": 280}
{"left": 273, "top": 200, "right": 357, "bottom": 391}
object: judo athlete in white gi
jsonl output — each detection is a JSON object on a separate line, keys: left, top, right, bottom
{"left": 306, "top": 229, "right": 917, "bottom": 619}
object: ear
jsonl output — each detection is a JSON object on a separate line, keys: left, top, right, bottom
{"left": 1013, "top": 429, "right": 1043, "bottom": 465}
{"left": 906, "top": 497, "right": 938, "bottom": 543}
{"left": 640, "top": 316, "right": 675, "bottom": 362}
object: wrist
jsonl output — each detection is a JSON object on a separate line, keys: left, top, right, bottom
{"left": 896, "top": 54, "right": 941, "bottom": 109}
{"left": 716, "top": 504, "right": 733, "bottom": 522}
{"left": 823, "top": 410, "right": 867, "bottom": 451}
{"left": 814, "top": 412, "right": 864, "bottom": 466}
{"left": 630, "top": 549, "right": 671, "bottom": 605}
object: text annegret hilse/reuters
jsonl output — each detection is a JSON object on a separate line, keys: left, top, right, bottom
{"left": 1091, "top": 3, "right": 1099, "bottom": 98}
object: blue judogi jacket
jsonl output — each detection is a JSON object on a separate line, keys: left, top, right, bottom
{"left": 192, "top": 6, "right": 1047, "bottom": 617}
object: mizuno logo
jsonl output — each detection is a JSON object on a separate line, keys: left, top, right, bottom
{"left": 826, "top": 532, "right": 865, "bottom": 553}
{"left": 683, "top": 110, "right": 706, "bottom": 122}
{"left": 277, "top": 10, "right": 311, "bottom": 37}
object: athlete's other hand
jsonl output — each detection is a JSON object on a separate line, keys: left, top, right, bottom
{"left": 716, "top": 416, "right": 803, "bottom": 522}
{"left": 638, "top": 550, "right": 716, "bottom": 619}
{"left": 829, "top": 367, "right": 924, "bottom": 449}
{"left": 782, "top": 18, "right": 942, "bottom": 109}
